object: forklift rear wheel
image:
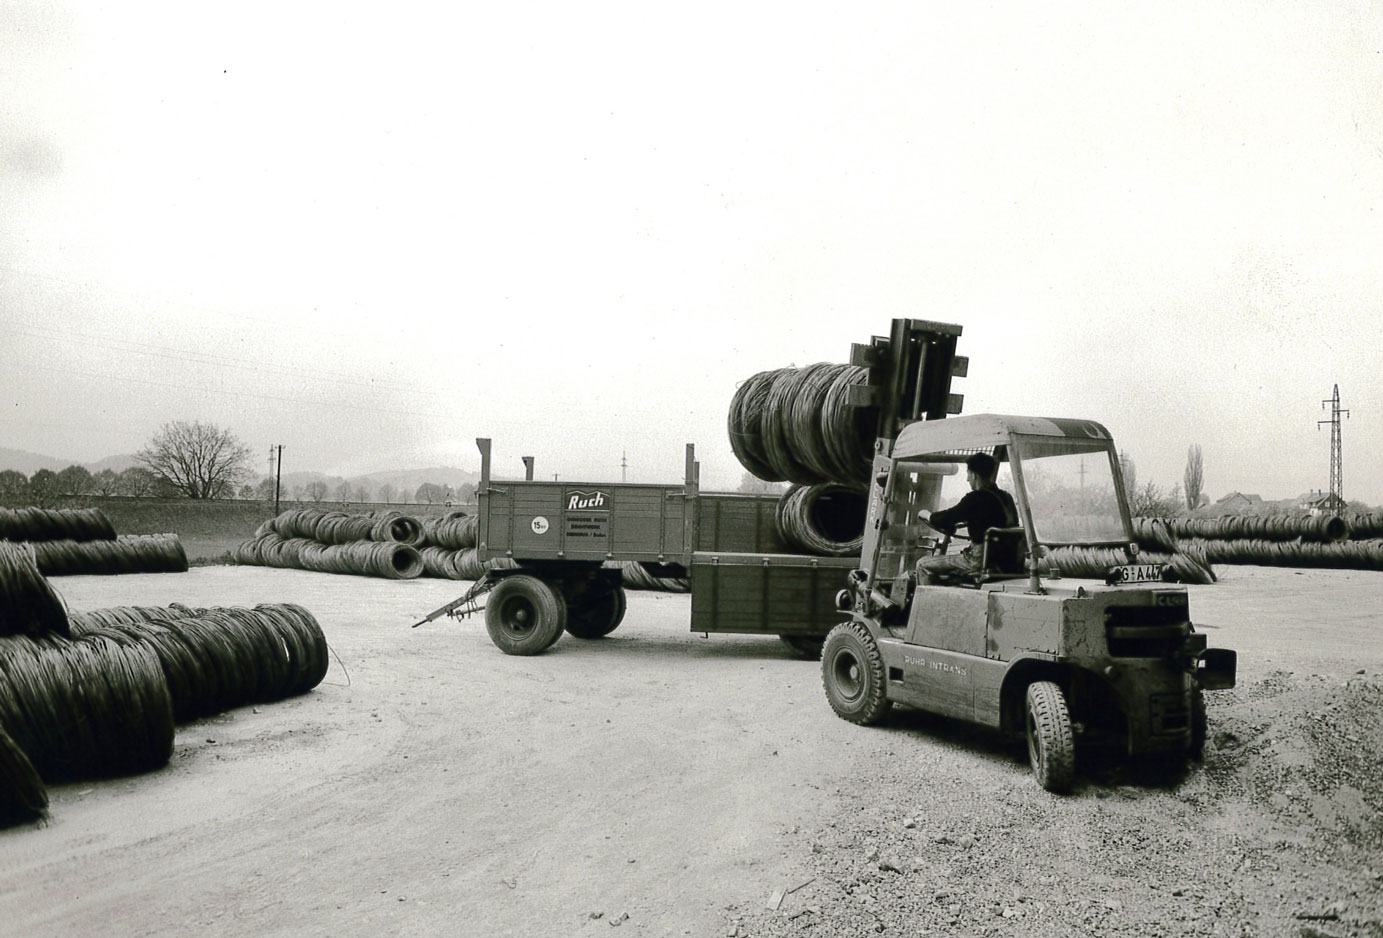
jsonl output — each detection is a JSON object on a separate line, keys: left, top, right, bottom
{"left": 1025, "top": 681, "right": 1076, "bottom": 793}
{"left": 565, "top": 586, "right": 628, "bottom": 640}
{"left": 485, "top": 575, "right": 567, "bottom": 655}
{"left": 821, "top": 622, "right": 892, "bottom": 725}
{"left": 779, "top": 635, "right": 825, "bottom": 660}
{"left": 1189, "top": 686, "right": 1207, "bottom": 761}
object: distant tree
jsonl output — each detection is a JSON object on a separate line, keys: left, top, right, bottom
{"left": 1118, "top": 451, "right": 1137, "bottom": 499}
{"left": 28, "top": 468, "right": 58, "bottom": 507}
{"left": 354, "top": 484, "right": 369, "bottom": 503}
{"left": 1128, "top": 481, "right": 1184, "bottom": 518}
{"left": 456, "top": 482, "right": 477, "bottom": 505}
{"left": 238, "top": 483, "right": 255, "bottom": 499}
{"left": 92, "top": 468, "right": 120, "bottom": 496}
{"left": 378, "top": 483, "right": 395, "bottom": 505}
{"left": 304, "top": 480, "right": 328, "bottom": 502}
{"left": 416, "top": 482, "right": 445, "bottom": 504}
{"left": 0, "top": 469, "right": 28, "bottom": 500}
{"left": 1184, "top": 444, "right": 1204, "bottom": 511}
{"left": 135, "top": 420, "right": 253, "bottom": 499}
{"left": 117, "top": 466, "right": 157, "bottom": 497}
{"left": 56, "top": 464, "right": 93, "bottom": 497}
{"left": 737, "top": 471, "right": 788, "bottom": 495}
{"left": 291, "top": 485, "right": 305, "bottom": 501}
{"left": 332, "top": 480, "right": 351, "bottom": 503}
{"left": 255, "top": 478, "right": 276, "bottom": 500}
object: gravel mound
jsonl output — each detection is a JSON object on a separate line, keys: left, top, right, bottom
{"left": 725, "top": 673, "right": 1383, "bottom": 938}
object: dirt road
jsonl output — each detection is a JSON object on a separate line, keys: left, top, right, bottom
{"left": 2, "top": 565, "right": 1380, "bottom": 938}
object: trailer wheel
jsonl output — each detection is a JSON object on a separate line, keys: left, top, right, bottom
{"left": 821, "top": 622, "right": 891, "bottom": 725}
{"left": 1189, "top": 686, "right": 1207, "bottom": 761}
{"left": 485, "top": 575, "right": 567, "bottom": 655}
{"left": 1025, "top": 681, "right": 1076, "bottom": 793}
{"left": 779, "top": 635, "right": 825, "bottom": 659}
{"left": 565, "top": 586, "right": 628, "bottom": 640}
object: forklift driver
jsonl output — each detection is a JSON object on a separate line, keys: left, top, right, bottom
{"left": 915, "top": 452, "right": 1018, "bottom": 585}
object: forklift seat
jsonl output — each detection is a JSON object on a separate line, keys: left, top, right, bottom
{"left": 980, "top": 527, "right": 1027, "bottom": 579}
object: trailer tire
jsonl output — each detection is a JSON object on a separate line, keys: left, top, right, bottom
{"left": 565, "top": 586, "right": 628, "bottom": 639}
{"left": 1025, "top": 681, "right": 1076, "bottom": 793}
{"left": 821, "top": 621, "right": 891, "bottom": 724}
{"left": 779, "top": 635, "right": 825, "bottom": 659}
{"left": 485, "top": 575, "right": 567, "bottom": 655}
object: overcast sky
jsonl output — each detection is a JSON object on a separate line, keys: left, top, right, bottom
{"left": 3, "top": 2, "right": 1380, "bottom": 503}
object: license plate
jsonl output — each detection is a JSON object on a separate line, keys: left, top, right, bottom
{"left": 1107, "top": 563, "right": 1167, "bottom": 584}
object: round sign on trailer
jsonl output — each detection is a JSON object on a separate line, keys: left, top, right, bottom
{"left": 531, "top": 516, "right": 550, "bottom": 535}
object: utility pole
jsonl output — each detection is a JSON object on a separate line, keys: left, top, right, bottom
{"left": 621, "top": 450, "right": 628, "bottom": 483}
{"left": 273, "top": 445, "right": 284, "bottom": 516}
{"left": 1318, "top": 385, "right": 1349, "bottom": 506}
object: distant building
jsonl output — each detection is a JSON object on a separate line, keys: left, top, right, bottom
{"left": 1214, "top": 492, "right": 1263, "bottom": 513}
{"left": 1301, "top": 491, "right": 1348, "bottom": 514}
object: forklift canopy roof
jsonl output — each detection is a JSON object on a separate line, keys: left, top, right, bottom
{"left": 892, "top": 414, "right": 1114, "bottom": 461}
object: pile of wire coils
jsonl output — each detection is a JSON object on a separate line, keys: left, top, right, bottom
{"left": 0, "top": 507, "right": 188, "bottom": 576}
{"left": 233, "top": 508, "right": 515, "bottom": 582}
{"left": 1133, "top": 513, "right": 1383, "bottom": 572}
{"left": 727, "top": 364, "right": 875, "bottom": 559}
{"left": 0, "top": 542, "right": 328, "bottom": 827}
{"left": 729, "top": 363, "right": 874, "bottom": 486}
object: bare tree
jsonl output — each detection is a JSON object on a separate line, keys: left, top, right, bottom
{"left": 0, "top": 469, "right": 28, "bottom": 500}
{"left": 255, "top": 478, "right": 276, "bottom": 500}
{"left": 304, "top": 480, "right": 328, "bottom": 502}
{"left": 378, "top": 483, "right": 395, "bottom": 505}
{"left": 55, "top": 464, "right": 93, "bottom": 497}
{"left": 415, "top": 482, "right": 445, "bottom": 505}
{"left": 1184, "top": 444, "right": 1204, "bottom": 511}
{"left": 118, "top": 466, "right": 158, "bottom": 497}
{"left": 1118, "top": 451, "right": 1137, "bottom": 498}
{"left": 28, "top": 468, "right": 58, "bottom": 507}
{"left": 1128, "top": 481, "right": 1184, "bottom": 518}
{"left": 93, "top": 468, "right": 120, "bottom": 496}
{"left": 334, "top": 480, "right": 353, "bottom": 503}
{"left": 136, "top": 421, "right": 253, "bottom": 499}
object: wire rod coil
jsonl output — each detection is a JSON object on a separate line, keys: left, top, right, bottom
{"left": 0, "top": 507, "right": 116, "bottom": 543}
{"left": 775, "top": 483, "right": 869, "bottom": 557}
{"left": 0, "top": 542, "right": 70, "bottom": 637}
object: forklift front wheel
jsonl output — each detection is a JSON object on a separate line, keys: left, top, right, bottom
{"left": 485, "top": 575, "right": 567, "bottom": 655}
{"left": 821, "top": 622, "right": 892, "bottom": 725}
{"left": 1025, "top": 681, "right": 1076, "bottom": 793}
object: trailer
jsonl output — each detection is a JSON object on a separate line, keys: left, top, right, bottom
{"left": 414, "top": 319, "right": 969, "bottom": 655}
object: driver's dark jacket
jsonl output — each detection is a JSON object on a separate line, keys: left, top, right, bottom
{"left": 929, "top": 486, "right": 1018, "bottom": 547}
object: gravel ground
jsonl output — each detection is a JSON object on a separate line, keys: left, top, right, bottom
{"left": 1, "top": 564, "right": 1379, "bottom": 938}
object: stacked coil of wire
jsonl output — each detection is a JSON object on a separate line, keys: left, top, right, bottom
{"left": 0, "top": 542, "right": 70, "bottom": 638}
{"left": 611, "top": 561, "right": 691, "bottom": 592}
{"left": 233, "top": 533, "right": 423, "bottom": 579}
{"left": 728, "top": 363, "right": 873, "bottom": 485}
{"left": 0, "top": 631, "right": 175, "bottom": 782}
{"left": 261, "top": 508, "right": 425, "bottom": 546}
{"left": 1134, "top": 513, "right": 1349, "bottom": 543}
{"left": 0, "top": 507, "right": 117, "bottom": 542}
{"left": 28, "top": 534, "right": 189, "bottom": 577}
{"left": 452, "top": 548, "right": 516, "bottom": 581}
{"left": 1044, "top": 546, "right": 1217, "bottom": 585}
{"left": 1345, "top": 512, "right": 1383, "bottom": 539}
{"left": 419, "top": 546, "right": 465, "bottom": 579}
{"left": 0, "top": 724, "right": 46, "bottom": 825}
{"left": 421, "top": 513, "right": 477, "bottom": 550}
{"left": 775, "top": 483, "right": 869, "bottom": 557}
{"left": 68, "top": 603, "right": 329, "bottom": 722}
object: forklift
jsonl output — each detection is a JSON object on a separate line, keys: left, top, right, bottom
{"left": 821, "top": 413, "right": 1237, "bottom": 792}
